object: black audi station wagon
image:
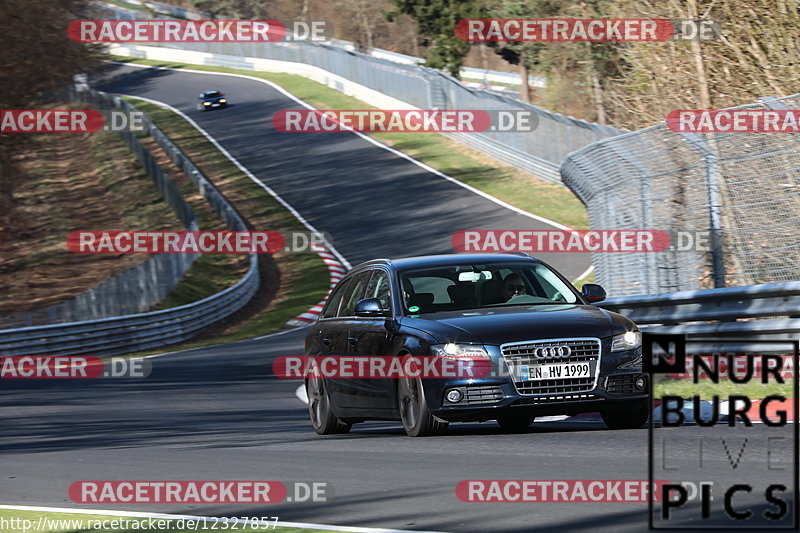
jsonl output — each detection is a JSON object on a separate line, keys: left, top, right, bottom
{"left": 304, "top": 254, "right": 648, "bottom": 437}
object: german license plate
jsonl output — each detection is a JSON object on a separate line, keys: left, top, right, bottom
{"left": 520, "top": 362, "right": 592, "bottom": 381}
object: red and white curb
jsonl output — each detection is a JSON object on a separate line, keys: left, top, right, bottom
{"left": 287, "top": 245, "right": 348, "bottom": 327}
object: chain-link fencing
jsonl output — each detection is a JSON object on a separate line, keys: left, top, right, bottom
{"left": 562, "top": 96, "right": 800, "bottom": 297}
{"left": 98, "top": 4, "right": 625, "bottom": 183}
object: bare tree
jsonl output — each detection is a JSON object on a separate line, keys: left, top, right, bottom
{"left": 0, "top": 0, "right": 100, "bottom": 243}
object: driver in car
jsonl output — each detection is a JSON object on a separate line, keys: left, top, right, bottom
{"left": 503, "top": 273, "right": 527, "bottom": 301}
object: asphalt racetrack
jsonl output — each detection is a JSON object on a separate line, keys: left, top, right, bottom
{"left": 3, "top": 64, "right": 788, "bottom": 533}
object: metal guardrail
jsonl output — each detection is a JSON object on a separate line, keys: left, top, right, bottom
{"left": 601, "top": 282, "right": 800, "bottom": 341}
{"left": 0, "top": 90, "right": 203, "bottom": 329}
{"left": 0, "top": 89, "right": 260, "bottom": 357}
{"left": 108, "top": 0, "right": 547, "bottom": 87}
{"left": 99, "top": 4, "right": 625, "bottom": 184}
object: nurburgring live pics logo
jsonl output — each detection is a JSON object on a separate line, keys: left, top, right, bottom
{"left": 647, "top": 335, "right": 798, "bottom": 528}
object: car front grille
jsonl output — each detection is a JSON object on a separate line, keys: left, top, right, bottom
{"left": 516, "top": 393, "right": 599, "bottom": 405}
{"left": 463, "top": 384, "right": 504, "bottom": 405}
{"left": 445, "top": 384, "right": 504, "bottom": 406}
{"left": 606, "top": 374, "right": 642, "bottom": 394}
{"left": 501, "top": 338, "right": 601, "bottom": 396}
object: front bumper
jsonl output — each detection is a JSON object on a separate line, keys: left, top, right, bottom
{"left": 425, "top": 345, "right": 647, "bottom": 422}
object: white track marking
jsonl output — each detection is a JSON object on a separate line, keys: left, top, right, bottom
{"left": 110, "top": 60, "right": 594, "bottom": 282}
{"left": 108, "top": 62, "right": 586, "bottom": 235}
{"left": 0, "top": 505, "right": 445, "bottom": 533}
{"left": 573, "top": 265, "right": 595, "bottom": 284}
{"left": 296, "top": 383, "right": 309, "bottom": 404}
{"left": 120, "top": 92, "right": 351, "bottom": 324}
{"left": 118, "top": 89, "right": 351, "bottom": 270}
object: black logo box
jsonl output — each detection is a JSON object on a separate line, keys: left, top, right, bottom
{"left": 644, "top": 334, "right": 799, "bottom": 530}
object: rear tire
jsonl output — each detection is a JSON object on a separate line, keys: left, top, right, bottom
{"left": 398, "top": 376, "right": 448, "bottom": 437}
{"left": 601, "top": 399, "right": 649, "bottom": 429}
{"left": 307, "top": 376, "right": 351, "bottom": 435}
{"left": 496, "top": 414, "right": 536, "bottom": 431}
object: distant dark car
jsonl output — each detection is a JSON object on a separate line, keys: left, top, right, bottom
{"left": 304, "top": 254, "right": 648, "bottom": 437}
{"left": 197, "top": 90, "right": 227, "bottom": 111}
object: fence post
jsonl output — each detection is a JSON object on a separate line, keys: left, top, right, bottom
{"left": 675, "top": 131, "right": 725, "bottom": 289}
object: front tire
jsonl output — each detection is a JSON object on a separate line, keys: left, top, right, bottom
{"left": 496, "top": 414, "right": 535, "bottom": 431}
{"left": 601, "top": 399, "right": 649, "bottom": 429}
{"left": 307, "top": 376, "right": 351, "bottom": 435}
{"left": 398, "top": 376, "right": 448, "bottom": 437}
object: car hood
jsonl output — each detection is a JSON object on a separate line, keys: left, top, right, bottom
{"left": 399, "top": 304, "right": 634, "bottom": 345}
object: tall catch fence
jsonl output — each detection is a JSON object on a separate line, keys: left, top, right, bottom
{"left": 562, "top": 95, "right": 800, "bottom": 296}
{"left": 99, "top": 4, "right": 625, "bottom": 183}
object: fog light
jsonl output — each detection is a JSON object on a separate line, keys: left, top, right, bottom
{"left": 446, "top": 388, "right": 464, "bottom": 403}
{"left": 635, "top": 376, "right": 646, "bottom": 390}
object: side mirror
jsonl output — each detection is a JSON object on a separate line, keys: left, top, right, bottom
{"left": 581, "top": 283, "right": 607, "bottom": 304}
{"left": 354, "top": 297, "right": 390, "bottom": 317}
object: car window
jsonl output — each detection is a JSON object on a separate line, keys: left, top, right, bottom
{"left": 399, "top": 262, "right": 577, "bottom": 314}
{"left": 531, "top": 263, "right": 575, "bottom": 301}
{"left": 339, "top": 271, "right": 372, "bottom": 316}
{"left": 321, "top": 278, "right": 350, "bottom": 319}
{"left": 407, "top": 276, "right": 453, "bottom": 303}
{"left": 366, "top": 270, "right": 391, "bottom": 310}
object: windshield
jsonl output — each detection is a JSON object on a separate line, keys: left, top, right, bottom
{"left": 203, "top": 91, "right": 221, "bottom": 98}
{"left": 399, "top": 262, "right": 578, "bottom": 315}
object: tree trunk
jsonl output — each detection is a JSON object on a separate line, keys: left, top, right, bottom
{"left": 0, "top": 143, "right": 15, "bottom": 245}
{"left": 519, "top": 62, "right": 531, "bottom": 103}
{"left": 591, "top": 71, "right": 607, "bottom": 125}
{"left": 688, "top": 0, "right": 711, "bottom": 108}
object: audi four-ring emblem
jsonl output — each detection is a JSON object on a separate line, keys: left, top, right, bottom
{"left": 533, "top": 345, "right": 572, "bottom": 358}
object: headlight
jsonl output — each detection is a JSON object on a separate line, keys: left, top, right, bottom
{"left": 610, "top": 330, "right": 642, "bottom": 352}
{"left": 203, "top": 101, "right": 211, "bottom": 105}
{"left": 430, "top": 343, "right": 489, "bottom": 361}
{"left": 219, "top": 98, "right": 227, "bottom": 103}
